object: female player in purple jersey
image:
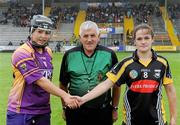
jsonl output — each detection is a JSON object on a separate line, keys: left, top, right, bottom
{"left": 6, "top": 15, "right": 79, "bottom": 125}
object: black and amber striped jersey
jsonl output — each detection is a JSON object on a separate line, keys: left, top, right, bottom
{"left": 106, "top": 49, "right": 173, "bottom": 125}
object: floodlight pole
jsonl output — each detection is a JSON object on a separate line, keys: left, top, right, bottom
{"left": 42, "top": 0, "right": 45, "bottom": 15}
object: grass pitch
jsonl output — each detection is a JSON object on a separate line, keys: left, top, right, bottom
{"left": 0, "top": 52, "right": 179, "bottom": 125}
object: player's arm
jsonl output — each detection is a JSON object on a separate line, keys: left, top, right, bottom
{"left": 111, "top": 51, "right": 120, "bottom": 122}
{"left": 81, "top": 78, "right": 114, "bottom": 104}
{"left": 112, "top": 84, "right": 121, "bottom": 122}
{"left": 164, "top": 83, "right": 177, "bottom": 125}
{"left": 59, "top": 83, "right": 68, "bottom": 106}
{"left": 36, "top": 77, "right": 79, "bottom": 108}
{"left": 59, "top": 83, "right": 68, "bottom": 120}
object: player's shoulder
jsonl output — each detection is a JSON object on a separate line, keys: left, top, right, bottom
{"left": 12, "top": 43, "right": 34, "bottom": 65}
{"left": 157, "top": 54, "right": 167, "bottom": 61}
{"left": 117, "top": 56, "right": 134, "bottom": 67}
{"left": 110, "top": 56, "right": 133, "bottom": 72}
{"left": 156, "top": 54, "right": 169, "bottom": 66}
{"left": 45, "top": 46, "right": 53, "bottom": 58}
{"left": 13, "top": 43, "right": 32, "bottom": 56}
{"left": 122, "top": 56, "right": 133, "bottom": 63}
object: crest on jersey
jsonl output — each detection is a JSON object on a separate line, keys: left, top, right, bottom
{"left": 129, "top": 70, "right": 138, "bottom": 79}
{"left": 154, "top": 69, "right": 161, "bottom": 78}
{"left": 20, "top": 63, "right": 27, "bottom": 71}
{"left": 97, "top": 72, "right": 103, "bottom": 81}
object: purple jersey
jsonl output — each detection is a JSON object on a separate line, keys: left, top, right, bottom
{"left": 7, "top": 41, "right": 53, "bottom": 114}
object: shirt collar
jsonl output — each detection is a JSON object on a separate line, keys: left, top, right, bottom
{"left": 132, "top": 49, "right": 157, "bottom": 62}
{"left": 80, "top": 44, "right": 98, "bottom": 58}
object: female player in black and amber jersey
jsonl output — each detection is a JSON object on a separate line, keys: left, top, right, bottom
{"left": 78, "top": 23, "right": 177, "bottom": 125}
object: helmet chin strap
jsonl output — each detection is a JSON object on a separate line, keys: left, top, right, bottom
{"left": 29, "top": 28, "right": 49, "bottom": 48}
{"left": 31, "top": 40, "right": 48, "bottom": 48}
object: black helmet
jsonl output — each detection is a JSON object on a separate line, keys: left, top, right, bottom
{"left": 30, "top": 15, "right": 54, "bottom": 32}
{"left": 30, "top": 15, "right": 54, "bottom": 48}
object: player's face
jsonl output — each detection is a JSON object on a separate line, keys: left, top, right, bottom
{"left": 31, "top": 28, "right": 52, "bottom": 46}
{"left": 134, "top": 29, "right": 153, "bottom": 53}
{"left": 79, "top": 28, "right": 99, "bottom": 55}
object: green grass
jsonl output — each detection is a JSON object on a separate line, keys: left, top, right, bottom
{"left": 0, "top": 52, "right": 180, "bottom": 125}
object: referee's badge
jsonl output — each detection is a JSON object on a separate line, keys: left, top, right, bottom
{"left": 97, "top": 72, "right": 103, "bottom": 81}
{"left": 129, "top": 70, "right": 138, "bottom": 79}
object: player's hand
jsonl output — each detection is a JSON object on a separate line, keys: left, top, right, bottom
{"left": 63, "top": 94, "right": 80, "bottom": 109}
{"left": 170, "top": 117, "right": 176, "bottom": 125}
{"left": 75, "top": 96, "right": 86, "bottom": 106}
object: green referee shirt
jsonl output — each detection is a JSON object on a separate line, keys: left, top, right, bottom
{"left": 60, "top": 45, "right": 118, "bottom": 108}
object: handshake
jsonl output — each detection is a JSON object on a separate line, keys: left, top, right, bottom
{"left": 62, "top": 94, "right": 87, "bottom": 109}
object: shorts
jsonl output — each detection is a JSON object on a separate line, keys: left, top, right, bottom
{"left": 6, "top": 110, "right": 50, "bottom": 125}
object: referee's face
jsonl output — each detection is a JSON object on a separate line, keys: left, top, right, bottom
{"left": 79, "top": 28, "right": 100, "bottom": 56}
{"left": 135, "top": 29, "right": 153, "bottom": 53}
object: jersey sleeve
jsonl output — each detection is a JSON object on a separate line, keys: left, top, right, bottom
{"left": 12, "top": 49, "right": 43, "bottom": 84}
{"left": 106, "top": 61, "right": 126, "bottom": 86}
{"left": 163, "top": 60, "right": 173, "bottom": 85}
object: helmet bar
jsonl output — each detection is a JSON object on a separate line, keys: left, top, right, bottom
{"left": 31, "top": 15, "right": 54, "bottom": 31}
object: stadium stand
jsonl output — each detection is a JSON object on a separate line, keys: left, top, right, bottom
{"left": 160, "top": 6, "right": 180, "bottom": 46}
{"left": 0, "top": 24, "right": 28, "bottom": 46}
{"left": 0, "top": 0, "right": 180, "bottom": 52}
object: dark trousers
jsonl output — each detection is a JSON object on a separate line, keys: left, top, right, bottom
{"left": 6, "top": 110, "right": 50, "bottom": 125}
{"left": 65, "top": 105, "right": 113, "bottom": 125}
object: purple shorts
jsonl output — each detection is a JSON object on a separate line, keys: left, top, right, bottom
{"left": 6, "top": 110, "right": 50, "bottom": 125}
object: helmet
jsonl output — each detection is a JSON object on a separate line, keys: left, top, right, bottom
{"left": 30, "top": 15, "right": 54, "bottom": 48}
{"left": 30, "top": 15, "right": 54, "bottom": 32}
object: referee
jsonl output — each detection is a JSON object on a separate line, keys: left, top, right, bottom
{"left": 59, "top": 21, "right": 120, "bottom": 125}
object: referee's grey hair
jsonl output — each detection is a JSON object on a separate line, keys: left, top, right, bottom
{"left": 79, "top": 21, "right": 99, "bottom": 36}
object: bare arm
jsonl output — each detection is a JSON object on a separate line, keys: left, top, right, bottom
{"left": 36, "top": 77, "right": 79, "bottom": 108}
{"left": 112, "top": 84, "right": 121, "bottom": 122}
{"left": 112, "top": 84, "right": 121, "bottom": 108}
{"left": 59, "top": 83, "right": 68, "bottom": 120}
{"left": 164, "top": 83, "right": 177, "bottom": 125}
{"left": 36, "top": 77, "right": 68, "bottom": 98}
{"left": 81, "top": 78, "right": 114, "bottom": 104}
{"left": 59, "top": 83, "right": 68, "bottom": 107}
